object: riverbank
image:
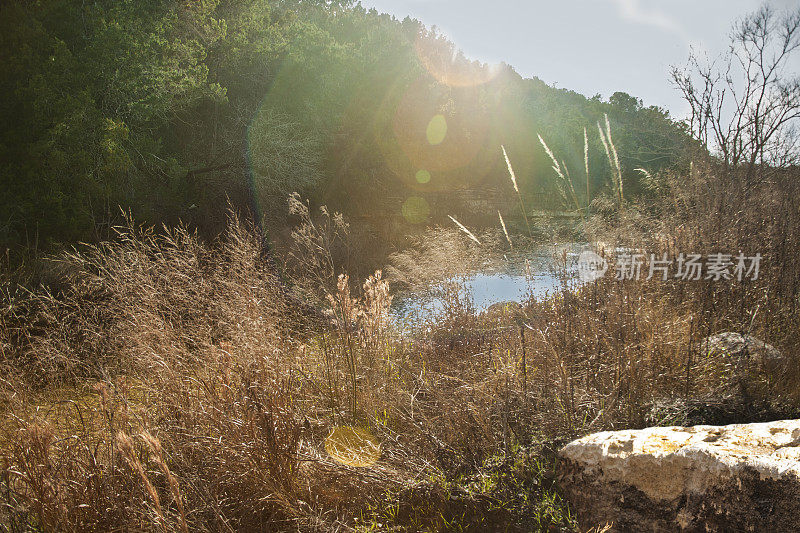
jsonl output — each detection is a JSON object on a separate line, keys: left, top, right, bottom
{"left": 3, "top": 178, "right": 799, "bottom": 530}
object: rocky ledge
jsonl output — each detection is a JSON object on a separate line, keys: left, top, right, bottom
{"left": 559, "top": 419, "right": 800, "bottom": 532}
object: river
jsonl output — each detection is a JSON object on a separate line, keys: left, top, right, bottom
{"left": 391, "top": 242, "right": 586, "bottom": 324}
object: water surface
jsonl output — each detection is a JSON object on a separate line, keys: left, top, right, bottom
{"left": 391, "top": 243, "right": 583, "bottom": 324}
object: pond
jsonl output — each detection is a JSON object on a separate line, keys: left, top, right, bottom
{"left": 391, "top": 243, "right": 585, "bottom": 324}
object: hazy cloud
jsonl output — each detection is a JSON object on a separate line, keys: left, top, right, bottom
{"left": 607, "top": 0, "right": 689, "bottom": 40}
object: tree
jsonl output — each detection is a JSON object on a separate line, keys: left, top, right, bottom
{"left": 672, "top": 4, "right": 800, "bottom": 180}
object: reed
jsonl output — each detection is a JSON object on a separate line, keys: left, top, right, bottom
{"left": 498, "top": 210, "right": 513, "bottom": 249}
{"left": 598, "top": 114, "right": 623, "bottom": 207}
{"left": 538, "top": 134, "right": 582, "bottom": 214}
{"left": 584, "top": 126, "right": 590, "bottom": 211}
{"left": 447, "top": 215, "right": 482, "bottom": 245}
{"left": 1, "top": 160, "right": 799, "bottom": 531}
{"left": 502, "top": 145, "right": 532, "bottom": 236}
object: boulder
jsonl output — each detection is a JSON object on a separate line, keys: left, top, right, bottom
{"left": 701, "top": 331, "right": 784, "bottom": 374}
{"left": 559, "top": 419, "right": 800, "bottom": 532}
{"left": 698, "top": 332, "right": 787, "bottom": 400}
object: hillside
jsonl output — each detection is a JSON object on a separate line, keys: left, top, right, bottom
{"left": 0, "top": 0, "right": 690, "bottom": 260}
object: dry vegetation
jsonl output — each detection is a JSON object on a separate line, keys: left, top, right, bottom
{"left": 1, "top": 158, "right": 799, "bottom": 532}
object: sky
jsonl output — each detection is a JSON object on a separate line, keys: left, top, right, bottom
{"left": 357, "top": 0, "right": 800, "bottom": 120}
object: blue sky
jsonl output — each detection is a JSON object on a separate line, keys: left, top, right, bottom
{"left": 357, "top": 0, "right": 800, "bottom": 119}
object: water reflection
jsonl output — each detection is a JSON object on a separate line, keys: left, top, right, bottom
{"left": 391, "top": 243, "right": 584, "bottom": 323}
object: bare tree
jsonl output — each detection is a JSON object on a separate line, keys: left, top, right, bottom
{"left": 672, "top": 4, "right": 800, "bottom": 181}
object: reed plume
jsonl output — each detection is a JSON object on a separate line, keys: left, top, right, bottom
{"left": 447, "top": 215, "right": 481, "bottom": 245}
{"left": 117, "top": 431, "right": 168, "bottom": 533}
{"left": 598, "top": 114, "right": 623, "bottom": 207}
{"left": 538, "top": 134, "right": 581, "bottom": 214}
{"left": 142, "top": 431, "right": 189, "bottom": 533}
{"left": 502, "top": 145, "right": 531, "bottom": 237}
{"left": 502, "top": 145, "right": 518, "bottom": 194}
{"left": 498, "top": 211, "right": 512, "bottom": 249}
{"left": 584, "top": 126, "right": 590, "bottom": 211}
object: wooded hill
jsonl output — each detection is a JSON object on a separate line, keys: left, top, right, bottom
{"left": 0, "top": 0, "right": 692, "bottom": 257}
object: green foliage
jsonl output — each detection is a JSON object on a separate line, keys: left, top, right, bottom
{"left": 0, "top": 0, "right": 691, "bottom": 260}
{"left": 249, "top": 109, "right": 324, "bottom": 213}
{"left": 0, "top": 0, "right": 225, "bottom": 249}
{"left": 358, "top": 447, "right": 577, "bottom": 532}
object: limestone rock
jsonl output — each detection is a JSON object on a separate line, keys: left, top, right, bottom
{"left": 559, "top": 419, "right": 800, "bottom": 532}
{"left": 698, "top": 332, "right": 786, "bottom": 400}
{"left": 701, "top": 331, "right": 784, "bottom": 374}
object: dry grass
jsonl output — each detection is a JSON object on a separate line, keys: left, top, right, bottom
{"left": 384, "top": 226, "right": 503, "bottom": 291}
{"left": 0, "top": 210, "right": 573, "bottom": 531}
{"left": 1, "top": 156, "right": 799, "bottom": 531}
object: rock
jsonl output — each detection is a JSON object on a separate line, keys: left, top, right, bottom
{"left": 698, "top": 332, "right": 787, "bottom": 400}
{"left": 701, "top": 331, "right": 784, "bottom": 374}
{"left": 559, "top": 419, "right": 800, "bottom": 532}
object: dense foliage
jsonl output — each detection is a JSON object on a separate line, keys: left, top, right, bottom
{"left": 0, "top": 0, "right": 691, "bottom": 257}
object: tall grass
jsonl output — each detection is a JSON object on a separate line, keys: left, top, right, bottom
{"left": 584, "top": 127, "right": 590, "bottom": 211}
{"left": 537, "top": 135, "right": 581, "bottom": 214}
{"left": 597, "top": 114, "right": 623, "bottom": 207}
{"left": 1, "top": 150, "right": 799, "bottom": 530}
{"left": 0, "top": 209, "right": 574, "bottom": 531}
{"left": 502, "top": 145, "right": 532, "bottom": 236}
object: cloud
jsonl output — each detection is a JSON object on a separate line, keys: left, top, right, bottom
{"left": 608, "top": 0, "right": 688, "bottom": 39}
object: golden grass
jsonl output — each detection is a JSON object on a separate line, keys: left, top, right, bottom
{"left": 1, "top": 159, "right": 799, "bottom": 530}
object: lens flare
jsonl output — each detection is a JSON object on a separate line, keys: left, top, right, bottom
{"left": 375, "top": 76, "right": 492, "bottom": 192}
{"left": 414, "top": 32, "right": 502, "bottom": 88}
{"left": 426, "top": 114, "right": 447, "bottom": 145}
{"left": 324, "top": 426, "right": 380, "bottom": 467}
{"left": 415, "top": 169, "right": 431, "bottom": 184}
{"left": 402, "top": 196, "right": 431, "bottom": 224}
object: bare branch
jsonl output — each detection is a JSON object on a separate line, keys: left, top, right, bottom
{"left": 671, "top": 3, "right": 800, "bottom": 180}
